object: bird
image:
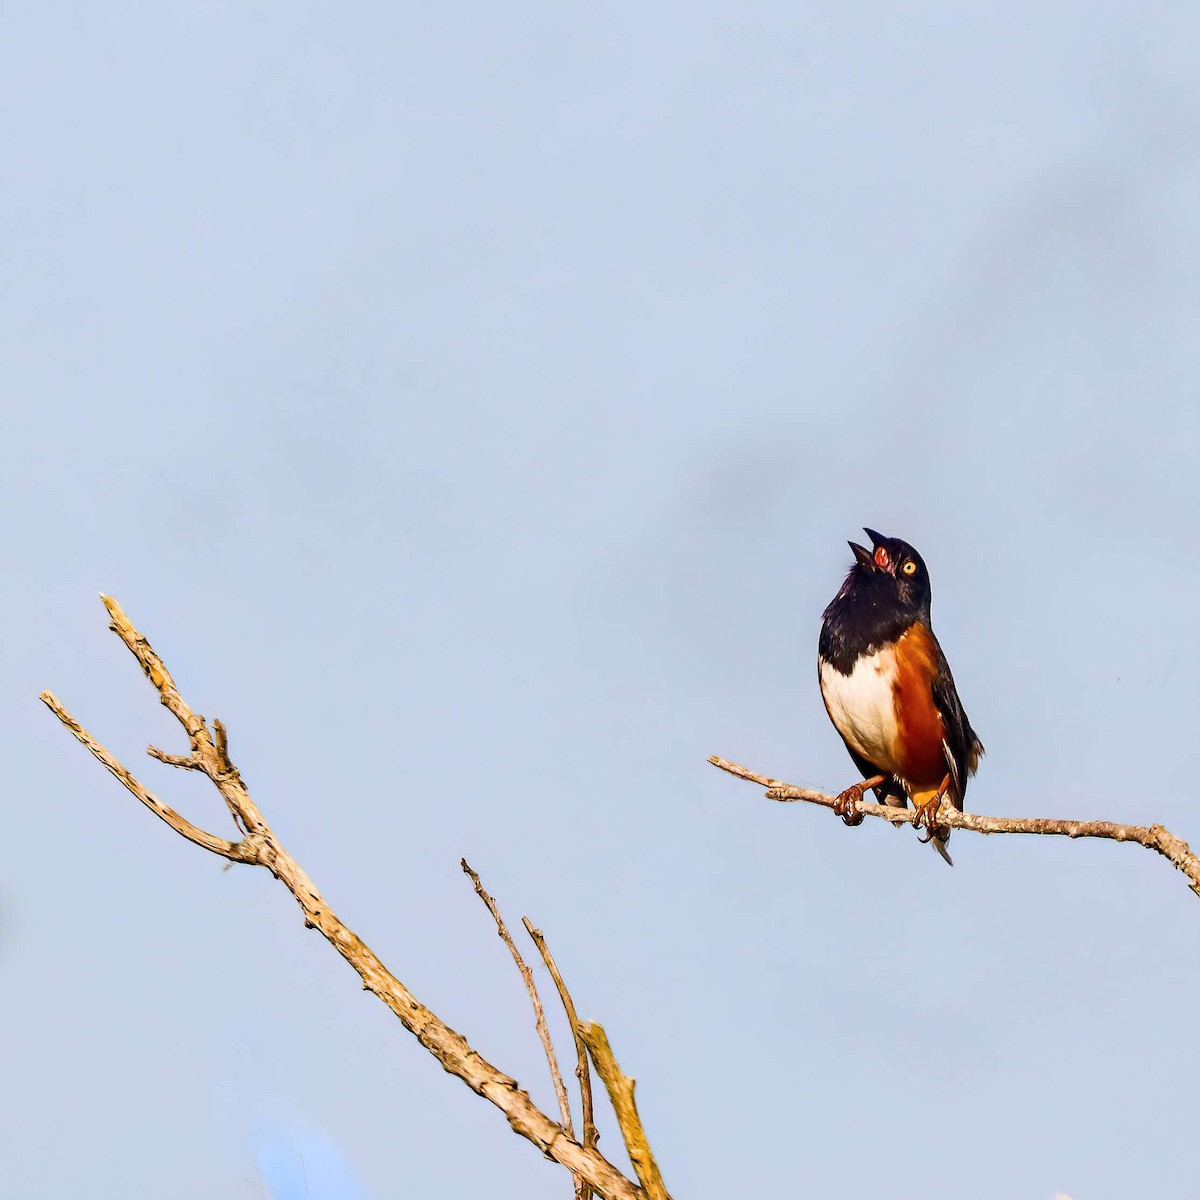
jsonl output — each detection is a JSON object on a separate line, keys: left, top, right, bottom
{"left": 817, "top": 528, "right": 983, "bottom": 865}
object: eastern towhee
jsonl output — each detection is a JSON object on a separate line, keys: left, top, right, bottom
{"left": 818, "top": 529, "right": 983, "bottom": 864}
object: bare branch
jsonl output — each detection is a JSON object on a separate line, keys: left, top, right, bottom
{"left": 43, "top": 597, "right": 645, "bottom": 1200}
{"left": 146, "top": 746, "right": 204, "bottom": 770}
{"left": 523, "top": 916, "right": 599, "bottom": 1200}
{"left": 40, "top": 692, "right": 254, "bottom": 863}
{"left": 461, "top": 859, "right": 577, "bottom": 1144}
{"left": 709, "top": 754, "right": 1200, "bottom": 898}
{"left": 578, "top": 1023, "right": 671, "bottom": 1200}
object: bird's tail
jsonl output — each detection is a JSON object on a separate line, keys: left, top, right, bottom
{"left": 911, "top": 783, "right": 955, "bottom": 868}
{"left": 931, "top": 829, "right": 953, "bottom": 867}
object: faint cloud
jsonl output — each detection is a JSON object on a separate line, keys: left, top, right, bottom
{"left": 209, "top": 1077, "right": 369, "bottom": 1200}
{"left": 256, "top": 1122, "right": 369, "bottom": 1200}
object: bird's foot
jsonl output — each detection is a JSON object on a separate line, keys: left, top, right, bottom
{"left": 833, "top": 784, "right": 866, "bottom": 826}
{"left": 832, "top": 774, "right": 887, "bottom": 827}
{"left": 913, "top": 795, "right": 947, "bottom": 844}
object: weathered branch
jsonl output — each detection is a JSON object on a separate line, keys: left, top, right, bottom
{"left": 579, "top": 1023, "right": 671, "bottom": 1200}
{"left": 461, "top": 859, "right": 577, "bottom": 1147}
{"left": 40, "top": 693, "right": 254, "bottom": 862}
{"left": 709, "top": 755, "right": 1200, "bottom": 899}
{"left": 524, "top": 917, "right": 599, "bottom": 1200}
{"left": 41, "top": 595, "right": 645, "bottom": 1200}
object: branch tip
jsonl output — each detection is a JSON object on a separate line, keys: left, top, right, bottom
{"left": 522, "top": 915, "right": 599, "bottom": 1190}
{"left": 463, "top": 861, "right": 577, "bottom": 1146}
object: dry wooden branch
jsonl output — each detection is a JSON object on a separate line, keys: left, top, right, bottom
{"left": 709, "top": 754, "right": 1200, "bottom": 898}
{"left": 460, "top": 860, "right": 576, "bottom": 1143}
{"left": 578, "top": 1023, "right": 671, "bottom": 1200}
{"left": 41, "top": 595, "right": 645, "bottom": 1200}
{"left": 41, "top": 694, "right": 255, "bottom": 862}
{"left": 524, "top": 917, "right": 599, "bottom": 1200}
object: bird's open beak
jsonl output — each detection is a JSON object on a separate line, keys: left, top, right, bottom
{"left": 861, "top": 527, "right": 894, "bottom": 573}
{"left": 848, "top": 541, "right": 874, "bottom": 571}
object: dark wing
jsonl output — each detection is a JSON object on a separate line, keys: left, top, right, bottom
{"left": 928, "top": 635, "right": 983, "bottom": 811}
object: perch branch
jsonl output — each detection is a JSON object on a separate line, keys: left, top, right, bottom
{"left": 579, "top": 1023, "right": 671, "bottom": 1200}
{"left": 461, "top": 859, "right": 577, "bottom": 1147}
{"left": 41, "top": 595, "right": 644, "bottom": 1200}
{"left": 524, "top": 917, "right": 599, "bottom": 1200}
{"left": 709, "top": 755, "right": 1200, "bottom": 898}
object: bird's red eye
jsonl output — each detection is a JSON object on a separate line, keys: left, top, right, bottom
{"left": 873, "top": 546, "right": 890, "bottom": 569}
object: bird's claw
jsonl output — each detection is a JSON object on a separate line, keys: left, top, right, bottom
{"left": 913, "top": 795, "right": 946, "bottom": 843}
{"left": 833, "top": 784, "right": 866, "bottom": 827}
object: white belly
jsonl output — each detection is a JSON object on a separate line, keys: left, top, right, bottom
{"left": 819, "top": 652, "right": 900, "bottom": 772}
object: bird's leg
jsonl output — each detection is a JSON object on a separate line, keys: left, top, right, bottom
{"left": 914, "top": 775, "right": 953, "bottom": 843}
{"left": 832, "top": 775, "right": 887, "bottom": 827}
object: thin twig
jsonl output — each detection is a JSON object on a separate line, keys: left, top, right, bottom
{"left": 147, "top": 746, "right": 205, "bottom": 770}
{"left": 42, "top": 596, "right": 644, "bottom": 1200}
{"left": 40, "top": 693, "right": 253, "bottom": 862}
{"left": 709, "top": 754, "right": 1200, "bottom": 898}
{"left": 524, "top": 917, "right": 598, "bottom": 1200}
{"left": 461, "top": 860, "right": 577, "bottom": 1144}
{"left": 578, "top": 1023, "right": 671, "bottom": 1200}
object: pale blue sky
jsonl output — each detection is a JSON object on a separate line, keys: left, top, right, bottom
{"left": 5, "top": 4, "right": 1200, "bottom": 1198}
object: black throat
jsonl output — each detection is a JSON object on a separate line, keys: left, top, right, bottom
{"left": 819, "top": 568, "right": 921, "bottom": 675}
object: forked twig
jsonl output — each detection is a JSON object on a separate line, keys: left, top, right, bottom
{"left": 461, "top": 860, "right": 577, "bottom": 1147}
{"left": 43, "top": 695, "right": 253, "bottom": 862}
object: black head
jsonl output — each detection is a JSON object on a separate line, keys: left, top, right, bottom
{"left": 846, "top": 527, "right": 932, "bottom": 617}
